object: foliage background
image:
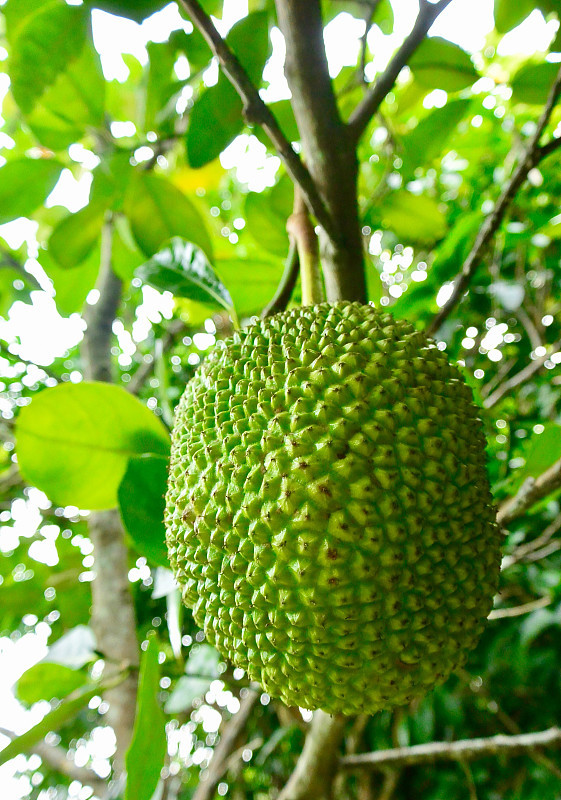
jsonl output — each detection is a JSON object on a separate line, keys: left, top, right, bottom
{"left": 0, "top": 0, "right": 561, "bottom": 798}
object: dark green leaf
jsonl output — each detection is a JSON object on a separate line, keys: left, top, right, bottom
{"left": 5, "top": 0, "right": 87, "bottom": 114}
{"left": 124, "top": 173, "right": 213, "bottom": 259}
{"left": 0, "top": 159, "right": 63, "bottom": 223}
{"left": 125, "top": 635, "right": 166, "bottom": 800}
{"left": 48, "top": 203, "right": 107, "bottom": 270}
{"left": 511, "top": 62, "right": 559, "bottom": 105}
{"left": 17, "top": 663, "right": 88, "bottom": 705}
{"left": 244, "top": 176, "right": 293, "bottom": 256}
{"left": 186, "top": 11, "right": 270, "bottom": 167}
{"left": 138, "top": 237, "right": 233, "bottom": 310}
{"left": 85, "top": 0, "right": 167, "bottom": 22}
{"left": 16, "top": 382, "right": 170, "bottom": 510}
{"left": 409, "top": 37, "right": 479, "bottom": 92}
{"left": 118, "top": 455, "right": 169, "bottom": 568}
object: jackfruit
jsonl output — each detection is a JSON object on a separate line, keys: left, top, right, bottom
{"left": 165, "top": 302, "right": 501, "bottom": 714}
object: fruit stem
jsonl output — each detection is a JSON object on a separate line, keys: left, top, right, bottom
{"left": 287, "top": 186, "right": 324, "bottom": 305}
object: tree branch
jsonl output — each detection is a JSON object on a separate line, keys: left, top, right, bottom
{"left": 81, "top": 221, "right": 139, "bottom": 779}
{"left": 193, "top": 687, "right": 260, "bottom": 800}
{"left": 482, "top": 340, "right": 561, "bottom": 409}
{"left": 176, "top": 0, "right": 335, "bottom": 242}
{"left": 348, "top": 0, "right": 453, "bottom": 143}
{"left": 127, "top": 318, "right": 185, "bottom": 395}
{"left": 340, "top": 727, "right": 561, "bottom": 771}
{"left": 497, "top": 457, "right": 561, "bottom": 526}
{"left": 274, "top": 0, "right": 367, "bottom": 303}
{"left": 278, "top": 711, "right": 347, "bottom": 800}
{"left": 427, "top": 64, "right": 561, "bottom": 337}
{"left": 488, "top": 595, "right": 551, "bottom": 620}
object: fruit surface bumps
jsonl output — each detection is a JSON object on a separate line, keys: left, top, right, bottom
{"left": 165, "top": 302, "right": 502, "bottom": 714}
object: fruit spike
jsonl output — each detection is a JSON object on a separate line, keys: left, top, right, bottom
{"left": 165, "top": 302, "right": 502, "bottom": 714}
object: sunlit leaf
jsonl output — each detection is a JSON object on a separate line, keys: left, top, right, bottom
{"left": 494, "top": 0, "right": 535, "bottom": 33}
{"left": 48, "top": 203, "right": 107, "bottom": 270}
{"left": 16, "top": 382, "right": 170, "bottom": 510}
{"left": 380, "top": 191, "right": 447, "bottom": 244}
{"left": 511, "top": 62, "right": 559, "bottom": 105}
{"left": 0, "top": 159, "right": 63, "bottom": 224}
{"left": 16, "top": 663, "right": 88, "bottom": 705}
{"left": 124, "top": 173, "right": 213, "bottom": 259}
{"left": 409, "top": 37, "right": 479, "bottom": 92}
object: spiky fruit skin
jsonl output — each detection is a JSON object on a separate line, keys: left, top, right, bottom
{"left": 165, "top": 302, "right": 501, "bottom": 715}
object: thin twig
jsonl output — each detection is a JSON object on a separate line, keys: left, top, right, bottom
{"left": 127, "top": 319, "right": 185, "bottom": 395}
{"left": 427, "top": 64, "right": 561, "bottom": 336}
{"left": 0, "top": 727, "right": 104, "bottom": 789}
{"left": 192, "top": 687, "right": 260, "bottom": 800}
{"left": 176, "top": 0, "right": 335, "bottom": 241}
{"left": 483, "top": 340, "right": 561, "bottom": 408}
{"left": 348, "top": 0, "right": 453, "bottom": 142}
{"left": 497, "top": 456, "right": 561, "bottom": 525}
{"left": 359, "top": 0, "right": 382, "bottom": 84}
{"left": 261, "top": 241, "right": 300, "bottom": 319}
{"left": 340, "top": 727, "right": 561, "bottom": 771}
{"left": 488, "top": 595, "right": 551, "bottom": 620}
{"left": 501, "top": 516, "right": 561, "bottom": 570}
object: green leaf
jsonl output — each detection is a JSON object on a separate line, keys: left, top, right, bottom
{"left": 186, "top": 11, "right": 270, "bottom": 167}
{"left": 85, "top": 0, "right": 167, "bottom": 22}
{"left": 125, "top": 635, "right": 167, "bottom": 800}
{"left": 138, "top": 237, "right": 233, "bottom": 311}
{"left": 245, "top": 176, "right": 293, "bottom": 256}
{"left": 216, "top": 256, "right": 285, "bottom": 318}
{"left": 0, "top": 159, "right": 63, "bottom": 224}
{"left": 409, "top": 37, "right": 479, "bottom": 92}
{"left": 124, "top": 173, "right": 213, "bottom": 259}
{"left": 511, "top": 62, "right": 560, "bottom": 105}
{"left": 16, "top": 382, "right": 170, "bottom": 510}
{"left": 48, "top": 203, "right": 107, "bottom": 270}
{"left": 24, "top": 41, "right": 106, "bottom": 150}
{"left": 401, "top": 98, "right": 472, "bottom": 171}
{"left": 40, "top": 248, "right": 100, "bottom": 316}
{"left": 5, "top": 0, "right": 87, "bottom": 114}
{"left": 16, "top": 663, "right": 88, "bottom": 705}
{"left": 0, "top": 682, "right": 102, "bottom": 768}
{"left": 380, "top": 191, "right": 447, "bottom": 244}
{"left": 254, "top": 99, "right": 300, "bottom": 150}
{"left": 494, "top": 0, "right": 535, "bottom": 33}
{"left": 430, "top": 211, "right": 482, "bottom": 282}
{"left": 519, "top": 424, "right": 561, "bottom": 481}
{"left": 118, "top": 455, "right": 169, "bottom": 568}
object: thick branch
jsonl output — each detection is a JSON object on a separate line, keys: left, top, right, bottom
{"left": 274, "top": 0, "right": 366, "bottom": 303}
{"left": 483, "top": 340, "right": 561, "bottom": 409}
{"left": 348, "top": 0, "right": 453, "bottom": 142}
{"left": 427, "top": 64, "right": 561, "bottom": 337}
{"left": 497, "top": 457, "right": 561, "bottom": 526}
{"left": 193, "top": 687, "right": 259, "bottom": 800}
{"left": 176, "top": 0, "right": 335, "bottom": 241}
{"left": 340, "top": 727, "right": 561, "bottom": 771}
{"left": 278, "top": 711, "right": 347, "bottom": 800}
{"left": 81, "top": 223, "right": 139, "bottom": 779}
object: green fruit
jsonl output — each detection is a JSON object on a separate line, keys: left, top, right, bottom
{"left": 165, "top": 302, "right": 501, "bottom": 714}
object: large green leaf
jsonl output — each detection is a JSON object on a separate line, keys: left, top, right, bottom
{"left": 186, "top": 11, "right": 270, "bottom": 167}
{"left": 401, "top": 99, "right": 472, "bottom": 172}
{"left": 409, "top": 37, "right": 479, "bottom": 92}
{"left": 40, "top": 248, "right": 100, "bottom": 316}
{"left": 494, "top": 0, "right": 535, "bottom": 33}
{"left": 16, "top": 382, "right": 170, "bottom": 510}
{"left": 24, "top": 42, "right": 106, "bottom": 150}
{"left": 138, "top": 237, "right": 233, "bottom": 310}
{"left": 16, "top": 663, "right": 88, "bottom": 705}
{"left": 124, "top": 173, "right": 213, "bottom": 259}
{"left": 216, "top": 256, "right": 285, "bottom": 318}
{"left": 48, "top": 203, "right": 107, "bottom": 270}
{"left": 85, "top": 0, "right": 167, "bottom": 22}
{"left": 511, "top": 62, "right": 560, "bottom": 105}
{"left": 125, "top": 635, "right": 167, "bottom": 800}
{"left": 5, "top": 0, "right": 87, "bottom": 114}
{"left": 244, "top": 176, "right": 293, "bottom": 256}
{"left": 380, "top": 191, "right": 447, "bottom": 244}
{"left": 118, "top": 455, "right": 169, "bottom": 568}
{"left": 0, "top": 159, "right": 63, "bottom": 224}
